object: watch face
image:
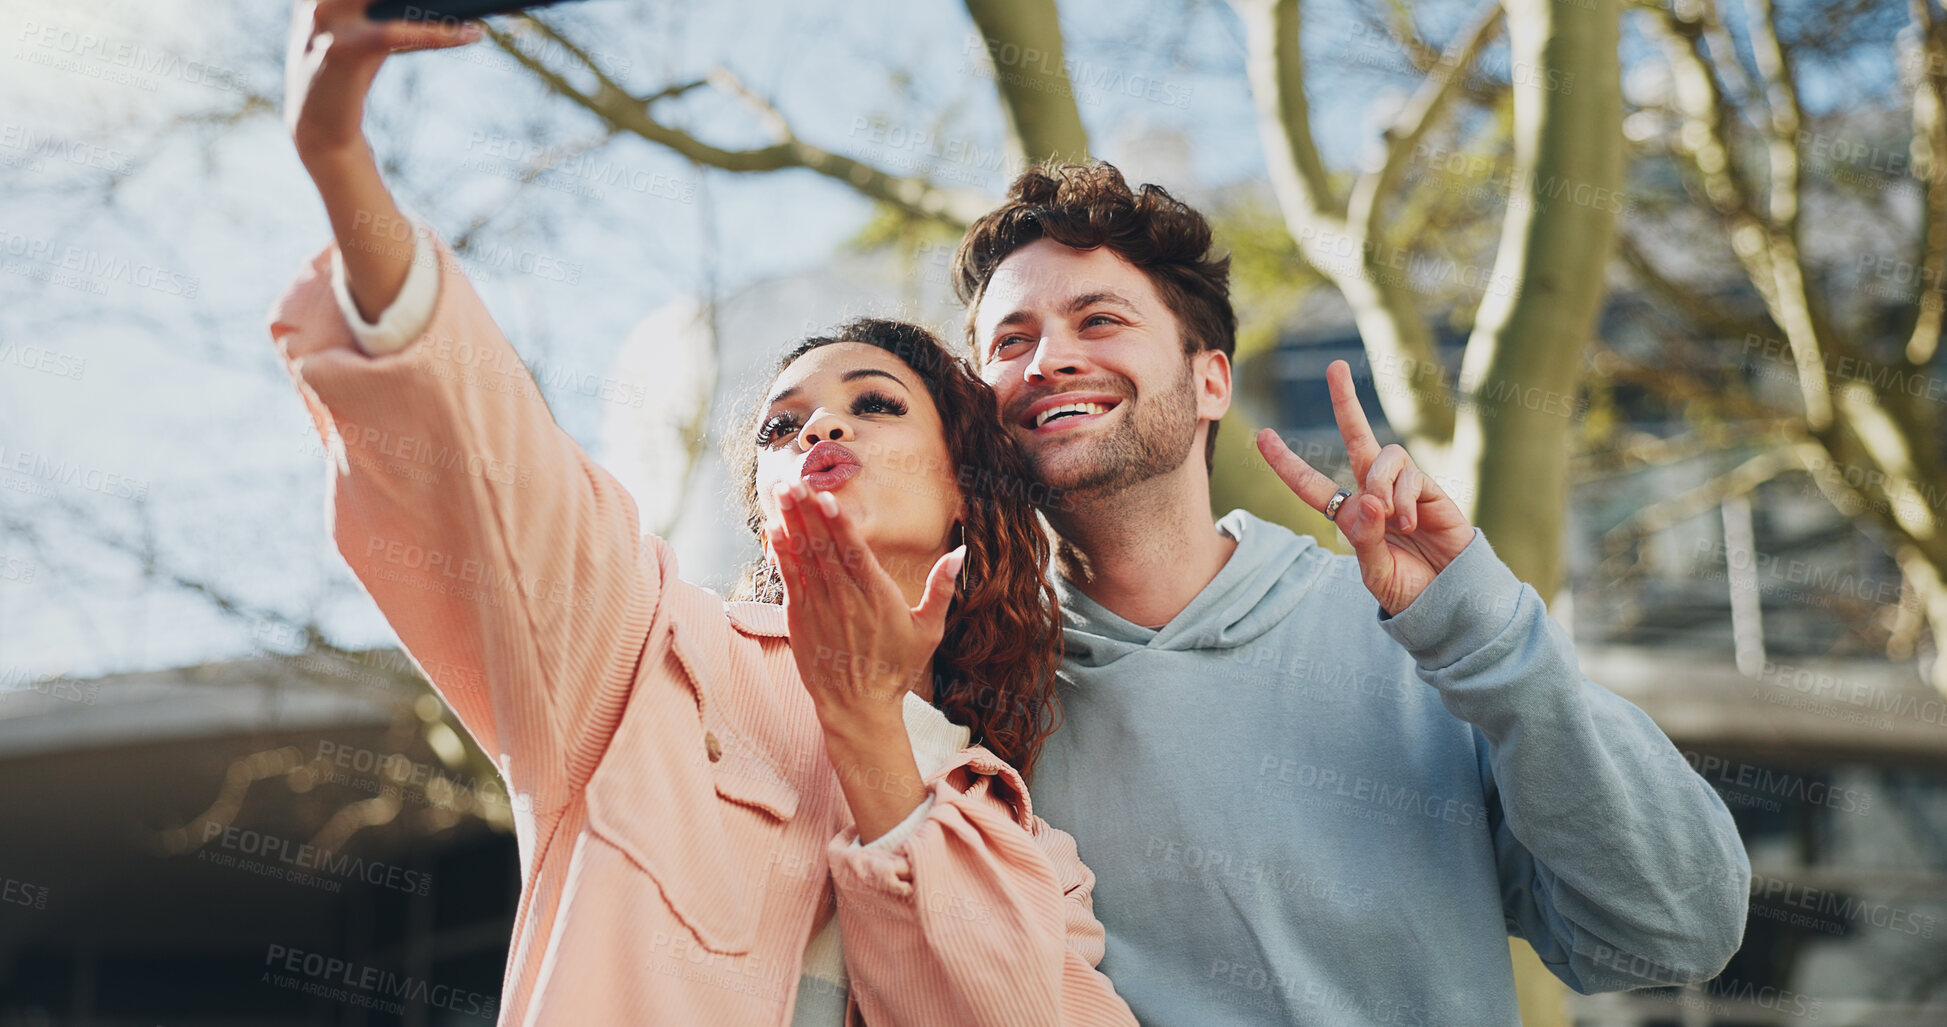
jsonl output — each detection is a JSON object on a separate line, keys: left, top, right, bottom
{"left": 365, "top": 0, "right": 583, "bottom": 20}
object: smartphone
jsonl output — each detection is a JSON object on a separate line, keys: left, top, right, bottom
{"left": 366, "top": 0, "right": 587, "bottom": 20}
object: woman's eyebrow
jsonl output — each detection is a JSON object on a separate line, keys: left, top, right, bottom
{"left": 839, "top": 367, "right": 912, "bottom": 391}
{"left": 764, "top": 366, "right": 911, "bottom": 407}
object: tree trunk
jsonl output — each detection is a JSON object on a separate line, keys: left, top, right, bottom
{"left": 1464, "top": 1, "right": 1623, "bottom": 1019}
{"left": 1453, "top": 0, "right": 1622, "bottom": 598}
{"left": 963, "top": 0, "right": 1092, "bottom": 165}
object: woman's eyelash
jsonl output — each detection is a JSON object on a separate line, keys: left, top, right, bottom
{"left": 756, "top": 389, "right": 909, "bottom": 445}
{"left": 852, "top": 389, "right": 908, "bottom": 416}
{"left": 756, "top": 412, "right": 801, "bottom": 446}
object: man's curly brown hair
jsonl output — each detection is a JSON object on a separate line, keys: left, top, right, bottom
{"left": 950, "top": 160, "right": 1237, "bottom": 471}
{"left": 724, "top": 317, "right": 1064, "bottom": 781}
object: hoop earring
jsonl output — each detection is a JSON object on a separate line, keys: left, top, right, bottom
{"left": 955, "top": 519, "right": 970, "bottom": 592}
{"left": 757, "top": 538, "right": 777, "bottom": 598}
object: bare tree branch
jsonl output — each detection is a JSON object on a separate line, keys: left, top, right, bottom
{"left": 1742, "top": 0, "right": 1837, "bottom": 428}
{"left": 1647, "top": 3, "right": 1833, "bottom": 427}
{"left": 1234, "top": 0, "right": 1342, "bottom": 224}
{"left": 1614, "top": 232, "right": 1774, "bottom": 342}
{"left": 1378, "top": 0, "right": 1443, "bottom": 72}
{"left": 486, "top": 17, "right": 989, "bottom": 226}
{"left": 1347, "top": 0, "right": 1505, "bottom": 242}
{"left": 1598, "top": 443, "right": 1799, "bottom": 559}
{"left": 1905, "top": 0, "right": 1947, "bottom": 364}
{"left": 1233, "top": 0, "right": 1456, "bottom": 446}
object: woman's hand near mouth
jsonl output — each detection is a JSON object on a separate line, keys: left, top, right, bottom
{"left": 768, "top": 479, "right": 966, "bottom": 841}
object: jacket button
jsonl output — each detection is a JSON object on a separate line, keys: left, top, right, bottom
{"left": 704, "top": 731, "right": 723, "bottom": 762}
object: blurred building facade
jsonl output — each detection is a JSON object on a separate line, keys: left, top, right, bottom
{"left": 6, "top": 236, "right": 1947, "bottom": 1025}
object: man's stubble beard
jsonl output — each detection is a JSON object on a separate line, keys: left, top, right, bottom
{"left": 1022, "top": 356, "right": 1199, "bottom": 497}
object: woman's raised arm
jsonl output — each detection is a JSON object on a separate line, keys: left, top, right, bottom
{"left": 270, "top": 0, "right": 663, "bottom": 818}
{"left": 286, "top": 0, "right": 479, "bottom": 320}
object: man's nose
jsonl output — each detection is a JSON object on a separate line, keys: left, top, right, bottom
{"left": 1024, "top": 330, "right": 1091, "bottom": 382}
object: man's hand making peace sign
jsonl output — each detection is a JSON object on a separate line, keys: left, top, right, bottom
{"left": 1254, "top": 359, "right": 1476, "bottom": 617}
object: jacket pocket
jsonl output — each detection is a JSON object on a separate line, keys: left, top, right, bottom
{"left": 584, "top": 618, "right": 800, "bottom": 954}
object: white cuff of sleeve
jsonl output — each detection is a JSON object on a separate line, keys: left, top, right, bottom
{"left": 847, "top": 692, "right": 969, "bottom": 852}
{"left": 857, "top": 794, "right": 937, "bottom": 852}
{"left": 328, "top": 210, "right": 439, "bottom": 357}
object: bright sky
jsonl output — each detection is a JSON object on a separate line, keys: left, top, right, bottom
{"left": 0, "top": 0, "right": 1278, "bottom": 682}
{"left": 0, "top": 0, "right": 1893, "bottom": 683}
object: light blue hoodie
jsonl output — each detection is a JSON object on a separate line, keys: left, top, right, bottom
{"left": 1029, "top": 509, "right": 1750, "bottom": 1025}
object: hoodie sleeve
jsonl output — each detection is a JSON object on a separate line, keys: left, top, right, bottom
{"left": 825, "top": 752, "right": 1138, "bottom": 1026}
{"left": 1376, "top": 528, "right": 1752, "bottom": 992}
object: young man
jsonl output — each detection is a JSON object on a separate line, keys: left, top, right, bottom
{"left": 951, "top": 162, "right": 1750, "bottom": 1025}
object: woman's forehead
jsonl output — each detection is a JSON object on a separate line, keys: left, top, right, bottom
{"left": 768, "top": 341, "right": 921, "bottom": 400}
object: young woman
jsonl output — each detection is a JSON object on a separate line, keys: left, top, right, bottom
{"left": 271, "top": 3, "right": 1136, "bottom": 1024}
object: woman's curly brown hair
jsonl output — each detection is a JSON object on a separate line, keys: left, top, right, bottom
{"left": 950, "top": 160, "right": 1236, "bottom": 470}
{"left": 724, "top": 317, "right": 1064, "bottom": 781}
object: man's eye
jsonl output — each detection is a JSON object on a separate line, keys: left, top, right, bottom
{"left": 1082, "top": 313, "right": 1118, "bottom": 328}
{"left": 993, "top": 334, "right": 1029, "bottom": 355}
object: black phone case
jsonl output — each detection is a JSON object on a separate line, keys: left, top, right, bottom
{"left": 366, "top": 0, "right": 582, "bottom": 20}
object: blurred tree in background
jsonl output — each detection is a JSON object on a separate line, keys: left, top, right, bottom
{"left": 10, "top": 0, "right": 1947, "bottom": 1020}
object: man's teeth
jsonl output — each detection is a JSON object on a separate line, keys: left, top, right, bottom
{"left": 1035, "top": 401, "right": 1111, "bottom": 428}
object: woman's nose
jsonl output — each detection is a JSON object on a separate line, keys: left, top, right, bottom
{"left": 799, "top": 409, "right": 849, "bottom": 447}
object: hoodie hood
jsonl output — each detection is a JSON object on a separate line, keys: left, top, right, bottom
{"left": 1054, "top": 508, "right": 1330, "bottom": 667}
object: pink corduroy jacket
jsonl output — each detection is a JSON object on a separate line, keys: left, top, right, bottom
{"left": 265, "top": 230, "right": 1137, "bottom": 1027}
